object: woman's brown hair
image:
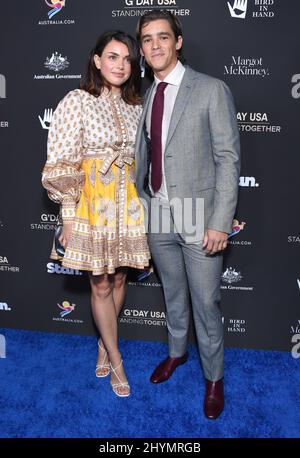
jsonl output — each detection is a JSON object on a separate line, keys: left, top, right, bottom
{"left": 80, "top": 30, "right": 141, "bottom": 105}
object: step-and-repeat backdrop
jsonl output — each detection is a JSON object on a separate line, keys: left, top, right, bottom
{"left": 0, "top": 1, "right": 299, "bottom": 351}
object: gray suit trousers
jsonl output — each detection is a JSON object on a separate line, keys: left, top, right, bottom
{"left": 148, "top": 199, "right": 224, "bottom": 381}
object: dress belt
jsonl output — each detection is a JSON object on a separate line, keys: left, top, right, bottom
{"left": 84, "top": 146, "right": 134, "bottom": 175}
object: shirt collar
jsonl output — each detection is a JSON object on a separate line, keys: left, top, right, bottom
{"left": 154, "top": 60, "right": 185, "bottom": 87}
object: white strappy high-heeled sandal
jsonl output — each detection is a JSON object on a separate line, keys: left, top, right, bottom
{"left": 95, "top": 340, "right": 110, "bottom": 378}
{"left": 110, "top": 359, "right": 130, "bottom": 397}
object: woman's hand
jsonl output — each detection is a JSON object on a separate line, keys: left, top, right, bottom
{"left": 59, "top": 223, "right": 73, "bottom": 248}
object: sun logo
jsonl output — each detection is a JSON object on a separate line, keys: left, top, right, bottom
{"left": 45, "top": 1, "right": 66, "bottom": 20}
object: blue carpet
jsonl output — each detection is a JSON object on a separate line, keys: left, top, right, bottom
{"left": 0, "top": 328, "right": 299, "bottom": 438}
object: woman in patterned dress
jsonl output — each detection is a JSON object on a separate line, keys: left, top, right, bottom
{"left": 42, "top": 31, "right": 150, "bottom": 397}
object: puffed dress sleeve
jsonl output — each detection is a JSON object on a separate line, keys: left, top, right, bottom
{"left": 41, "top": 89, "right": 86, "bottom": 223}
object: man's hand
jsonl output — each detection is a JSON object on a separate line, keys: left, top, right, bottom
{"left": 202, "top": 229, "right": 228, "bottom": 255}
{"left": 59, "top": 223, "right": 73, "bottom": 248}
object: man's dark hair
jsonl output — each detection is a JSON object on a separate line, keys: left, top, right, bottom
{"left": 136, "top": 10, "right": 184, "bottom": 62}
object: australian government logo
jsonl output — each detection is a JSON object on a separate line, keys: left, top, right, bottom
{"left": 0, "top": 256, "right": 20, "bottom": 273}
{"left": 119, "top": 308, "right": 166, "bottom": 327}
{"left": 221, "top": 267, "right": 254, "bottom": 291}
{"left": 224, "top": 56, "right": 269, "bottom": 78}
{"left": 227, "top": 0, "right": 276, "bottom": 19}
{"left": 112, "top": 0, "right": 191, "bottom": 18}
{"left": 34, "top": 52, "right": 81, "bottom": 80}
{"left": 237, "top": 112, "right": 281, "bottom": 133}
{"left": 38, "top": 1, "right": 75, "bottom": 26}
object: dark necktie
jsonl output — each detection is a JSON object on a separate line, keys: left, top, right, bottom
{"left": 150, "top": 82, "right": 168, "bottom": 193}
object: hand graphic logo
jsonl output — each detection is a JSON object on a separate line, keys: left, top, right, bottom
{"left": 227, "top": 0, "right": 248, "bottom": 19}
{"left": 39, "top": 109, "right": 53, "bottom": 130}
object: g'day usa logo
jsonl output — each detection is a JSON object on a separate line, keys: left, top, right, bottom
{"left": 112, "top": 0, "right": 192, "bottom": 18}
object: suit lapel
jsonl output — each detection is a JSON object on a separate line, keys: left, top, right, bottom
{"left": 165, "top": 68, "right": 194, "bottom": 149}
{"left": 140, "top": 83, "right": 155, "bottom": 134}
{"left": 135, "top": 83, "right": 155, "bottom": 177}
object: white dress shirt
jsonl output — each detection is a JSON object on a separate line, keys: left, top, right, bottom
{"left": 146, "top": 60, "right": 186, "bottom": 201}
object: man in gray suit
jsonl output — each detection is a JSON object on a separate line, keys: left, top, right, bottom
{"left": 135, "top": 11, "right": 240, "bottom": 419}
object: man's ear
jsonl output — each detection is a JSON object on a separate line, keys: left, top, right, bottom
{"left": 175, "top": 35, "right": 183, "bottom": 51}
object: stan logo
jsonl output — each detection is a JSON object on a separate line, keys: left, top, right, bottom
{"left": 221, "top": 267, "right": 243, "bottom": 284}
{"left": 0, "top": 74, "right": 6, "bottom": 99}
{"left": 291, "top": 74, "right": 300, "bottom": 99}
{"left": 47, "top": 262, "right": 82, "bottom": 275}
{"left": 0, "top": 302, "right": 11, "bottom": 311}
{"left": 45, "top": 0, "right": 66, "bottom": 19}
{"left": 229, "top": 219, "right": 246, "bottom": 238}
{"left": 227, "top": 0, "right": 248, "bottom": 19}
{"left": 57, "top": 300, "right": 76, "bottom": 317}
{"left": 39, "top": 109, "right": 53, "bottom": 130}
{"left": 44, "top": 52, "right": 69, "bottom": 72}
{"left": 239, "top": 176, "right": 259, "bottom": 187}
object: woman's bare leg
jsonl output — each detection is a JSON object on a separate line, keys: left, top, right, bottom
{"left": 90, "top": 273, "right": 129, "bottom": 396}
{"left": 96, "top": 269, "right": 127, "bottom": 374}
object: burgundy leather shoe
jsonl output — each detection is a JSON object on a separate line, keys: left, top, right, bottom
{"left": 204, "top": 378, "right": 224, "bottom": 419}
{"left": 150, "top": 353, "right": 188, "bottom": 383}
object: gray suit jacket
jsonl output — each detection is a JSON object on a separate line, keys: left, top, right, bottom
{"left": 135, "top": 66, "right": 241, "bottom": 240}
